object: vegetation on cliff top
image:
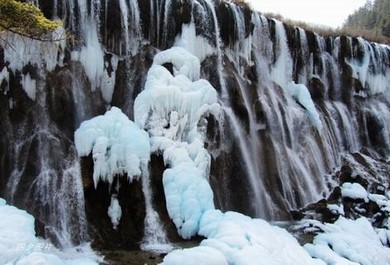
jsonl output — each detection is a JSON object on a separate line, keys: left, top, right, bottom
{"left": 0, "top": 0, "right": 62, "bottom": 41}
{"left": 243, "top": 0, "right": 389, "bottom": 44}
{"left": 343, "top": 0, "right": 389, "bottom": 39}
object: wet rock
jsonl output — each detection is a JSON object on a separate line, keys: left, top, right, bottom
{"left": 149, "top": 154, "right": 181, "bottom": 242}
{"left": 83, "top": 169, "right": 146, "bottom": 250}
{"left": 308, "top": 77, "right": 326, "bottom": 101}
{"left": 338, "top": 165, "right": 369, "bottom": 188}
{"left": 300, "top": 199, "right": 340, "bottom": 223}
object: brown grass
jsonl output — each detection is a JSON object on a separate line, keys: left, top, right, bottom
{"left": 264, "top": 12, "right": 390, "bottom": 45}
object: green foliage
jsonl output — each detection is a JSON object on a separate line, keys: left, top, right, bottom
{"left": 343, "top": 0, "right": 390, "bottom": 38}
{"left": 0, "top": 0, "right": 62, "bottom": 40}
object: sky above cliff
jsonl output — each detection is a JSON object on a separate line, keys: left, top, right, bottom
{"left": 248, "top": 0, "right": 367, "bottom": 28}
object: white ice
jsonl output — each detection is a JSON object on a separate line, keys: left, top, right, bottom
{"left": 269, "top": 20, "right": 322, "bottom": 130}
{"left": 174, "top": 23, "right": 216, "bottom": 62}
{"left": 163, "top": 163, "right": 215, "bottom": 239}
{"left": 134, "top": 47, "right": 220, "bottom": 239}
{"left": 287, "top": 81, "right": 323, "bottom": 130}
{"left": 162, "top": 246, "right": 228, "bottom": 265}
{"left": 162, "top": 209, "right": 325, "bottom": 265}
{"left": 0, "top": 198, "right": 101, "bottom": 265}
{"left": 341, "top": 182, "right": 368, "bottom": 202}
{"left": 20, "top": 73, "right": 37, "bottom": 101}
{"left": 150, "top": 46, "right": 202, "bottom": 81}
{"left": 346, "top": 38, "right": 390, "bottom": 99}
{"left": 74, "top": 107, "right": 150, "bottom": 187}
{"left": 327, "top": 204, "right": 345, "bottom": 215}
{"left": 305, "top": 217, "right": 390, "bottom": 265}
{"left": 70, "top": 21, "right": 104, "bottom": 92}
{"left": 0, "top": 28, "right": 65, "bottom": 102}
{"left": 0, "top": 28, "right": 66, "bottom": 73}
{"left": 107, "top": 195, "right": 122, "bottom": 230}
{"left": 139, "top": 47, "right": 324, "bottom": 265}
{"left": 70, "top": 17, "right": 119, "bottom": 103}
{"left": 0, "top": 67, "right": 10, "bottom": 94}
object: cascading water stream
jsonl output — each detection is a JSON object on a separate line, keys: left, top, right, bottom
{"left": 140, "top": 164, "right": 172, "bottom": 253}
{"left": 270, "top": 20, "right": 294, "bottom": 89}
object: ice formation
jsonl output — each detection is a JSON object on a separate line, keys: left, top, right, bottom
{"left": 287, "top": 81, "right": 323, "bottom": 130}
{"left": 135, "top": 47, "right": 323, "bottom": 264}
{"left": 0, "top": 28, "right": 66, "bottom": 102}
{"left": 174, "top": 23, "right": 216, "bottom": 62}
{"left": 0, "top": 28, "right": 66, "bottom": 72}
{"left": 134, "top": 46, "right": 220, "bottom": 239}
{"left": 346, "top": 38, "right": 390, "bottom": 98}
{"left": 69, "top": 0, "right": 111, "bottom": 101}
{"left": 305, "top": 217, "right": 390, "bottom": 265}
{"left": 0, "top": 67, "right": 10, "bottom": 93}
{"left": 270, "top": 20, "right": 322, "bottom": 130}
{"left": 74, "top": 107, "right": 150, "bottom": 187}
{"left": 197, "top": 210, "right": 325, "bottom": 265}
{"left": 163, "top": 211, "right": 320, "bottom": 265}
{"left": 20, "top": 73, "right": 37, "bottom": 101}
{"left": 107, "top": 195, "right": 122, "bottom": 230}
{"left": 0, "top": 198, "right": 101, "bottom": 265}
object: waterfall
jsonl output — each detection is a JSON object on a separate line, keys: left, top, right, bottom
{"left": 140, "top": 165, "right": 172, "bottom": 253}
{"left": 1, "top": 0, "right": 389, "bottom": 253}
{"left": 4, "top": 126, "right": 89, "bottom": 247}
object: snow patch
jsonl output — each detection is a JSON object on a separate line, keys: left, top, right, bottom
{"left": 327, "top": 204, "right": 345, "bottom": 216}
{"left": 162, "top": 246, "right": 228, "bottom": 265}
{"left": 0, "top": 198, "right": 101, "bottom": 265}
{"left": 197, "top": 210, "right": 324, "bottom": 265}
{"left": 305, "top": 217, "right": 390, "bottom": 265}
{"left": 341, "top": 182, "right": 368, "bottom": 201}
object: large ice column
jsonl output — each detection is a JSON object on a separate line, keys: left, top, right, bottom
{"left": 75, "top": 107, "right": 151, "bottom": 188}
{"left": 134, "top": 47, "right": 220, "bottom": 239}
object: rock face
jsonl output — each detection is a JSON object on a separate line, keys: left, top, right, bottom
{"left": 292, "top": 151, "right": 390, "bottom": 246}
{"left": 0, "top": 0, "right": 389, "bottom": 250}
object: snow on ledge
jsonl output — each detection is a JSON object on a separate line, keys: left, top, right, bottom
{"left": 305, "top": 217, "right": 390, "bottom": 265}
{"left": 341, "top": 182, "right": 368, "bottom": 202}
